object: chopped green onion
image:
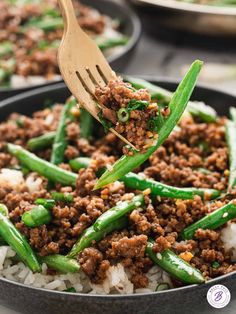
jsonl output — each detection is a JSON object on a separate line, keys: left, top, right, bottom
{"left": 155, "top": 283, "right": 170, "bottom": 291}
{"left": 117, "top": 108, "right": 130, "bottom": 123}
{"left": 212, "top": 261, "right": 220, "bottom": 269}
{"left": 51, "top": 192, "right": 74, "bottom": 203}
{"left": 35, "top": 198, "right": 55, "bottom": 210}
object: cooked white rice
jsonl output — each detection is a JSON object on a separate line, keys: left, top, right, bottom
{"left": 0, "top": 169, "right": 43, "bottom": 193}
{"left": 0, "top": 246, "right": 172, "bottom": 294}
{"left": 221, "top": 222, "right": 236, "bottom": 262}
{"left": 0, "top": 169, "right": 171, "bottom": 294}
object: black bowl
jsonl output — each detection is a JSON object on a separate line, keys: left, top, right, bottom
{"left": 0, "top": 0, "right": 141, "bottom": 101}
{"left": 0, "top": 80, "right": 236, "bottom": 314}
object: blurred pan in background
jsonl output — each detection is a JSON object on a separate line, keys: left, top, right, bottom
{"left": 128, "top": 0, "right": 236, "bottom": 38}
{"left": 0, "top": 0, "right": 141, "bottom": 100}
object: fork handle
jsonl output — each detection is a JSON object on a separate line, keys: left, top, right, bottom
{"left": 57, "top": 0, "right": 79, "bottom": 30}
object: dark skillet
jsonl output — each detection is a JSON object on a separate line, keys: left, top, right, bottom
{"left": 0, "top": 80, "right": 236, "bottom": 314}
{"left": 0, "top": 0, "right": 141, "bottom": 101}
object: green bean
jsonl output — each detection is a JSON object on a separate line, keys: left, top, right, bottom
{"left": 125, "top": 77, "right": 171, "bottom": 105}
{"left": 51, "top": 192, "right": 74, "bottom": 203}
{"left": 27, "top": 132, "right": 56, "bottom": 151}
{"left": 212, "top": 261, "right": 220, "bottom": 269}
{"left": 7, "top": 144, "right": 77, "bottom": 186}
{"left": 155, "top": 283, "right": 170, "bottom": 291}
{"left": 0, "top": 204, "right": 9, "bottom": 245}
{"left": 0, "top": 205, "right": 41, "bottom": 272}
{"left": 0, "top": 59, "right": 15, "bottom": 85}
{"left": 187, "top": 102, "right": 217, "bottom": 123}
{"left": 69, "top": 157, "right": 91, "bottom": 171}
{"left": 0, "top": 204, "right": 9, "bottom": 216}
{"left": 202, "top": 0, "right": 236, "bottom": 6}
{"left": 226, "top": 120, "right": 236, "bottom": 190}
{"left": 35, "top": 198, "right": 56, "bottom": 209}
{"left": 96, "top": 36, "right": 129, "bottom": 51}
{"left": 95, "top": 60, "right": 203, "bottom": 189}
{"left": 39, "top": 254, "right": 80, "bottom": 273}
{"left": 70, "top": 157, "right": 220, "bottom": 200}
{"left": 51, "top": 98, "right": 76, "bottom": 165}
{"left": 0, "top": 68, "right": 11, "bottom": 85}
{"left": 64, "top": 287, "right": 76, "bottom": 293}
{"left": 38, "top": 39, "right": 60, "bottom": 51}
{"left": 181, "top": 200, "right": 236, "bottom": 240}
{"left": 230, "top": 107, "right": 236, "bottom": 123}
{"left": 79, "top": 108, "right": 94, "bottom": 139}
{"left": 125, "top": 76, "right": 217, "bottom": 123}
{"left": 0, "top": 41, "right": 13, "bottom": 58}
{"left": 22, "top": 205, "right": 51, "bottom": 227}
{"left": 146, "top": 239, "right": 204, "bottom": 284}
{"left": 23, "top": 17, "right": 64, "bottom": 32}
{"left": 120, "top": 172, "right": 220, "bottom": 201}
{"left": 93, "top": 195, "right": 144, "bottom": 231}
{"left": 68, "top": 216, "right": 128, "bottom": 258}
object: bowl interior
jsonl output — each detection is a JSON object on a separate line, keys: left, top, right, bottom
{"left": 0, "top": 79, "right": 236, "bottom": 314}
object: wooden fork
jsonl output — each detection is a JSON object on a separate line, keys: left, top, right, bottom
{"left": 57, "top": 0, "right": 138, "bottom": 150}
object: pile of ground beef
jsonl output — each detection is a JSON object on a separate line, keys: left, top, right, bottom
{"left": 0, "top": 0, "right": 118, "bottom": 84}
{"left": 0, "top": 101, "right": 235, "bottom": 289}
{"left": 95, "top": 79, "right": 165, "bottom": 155}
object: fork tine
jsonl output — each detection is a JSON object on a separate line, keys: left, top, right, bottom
{"left": 86, "top": 67, "right": 106, "bottom": 88}
{"left": 76, "top": 70, "right": 95, "bottom": 96}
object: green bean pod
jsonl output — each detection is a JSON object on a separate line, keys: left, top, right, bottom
{"left": 23, "top": 17, "right": 64, "bottom": 32}
{"left": 181, "top": 200, "right": 236, "bottom": 240}
{"left": 51, "top": 98, "right": 75, "bottom": 165}
{"left": 69, "top": 157, "right": 220, "bottom": 200}
{"left": 79, "top": 108, "right": 94, "bottom": 140}
{"left": 187, "top": 102, "right": 217, "bottom": 123}
{"left": 120, "top": 172, "right": 220, "bottom": 200}
{"left": 27, "top": 131, "right": 56, "bottom": 151}
{"left": 97, "top": 37, "right": 129, "bottom": 51}
{"left": 39, "top": 254, "right": 80, "bottom": 273}
{"left": 125, "top": 75, "right": 217, "bottom": 123}
{"left": 22, "top": 205, "right": 51, "bottom": 228}
{"left": 7, "top": 143, "right": 77, "bottom": 186}
{"left": 93, "top": 195, "right": 144, "bottom": 231}
{"left": 146, "top": 239, "right": 205, "bottom": 284}
{"left": 0, "top": 204, "right": 8, "bottom": 216}
{"left": 0, "top": 41, "right": 13, "bottom": 58}
{"left": 95, "top": 60, "right": 203, "bottom": 189}
{"left": 68, "top": 216, "right": 128, "bottom": 258}
{"left": 226, "top": 120, "right": 236, "bottom": 190}
{"left": 230, "top": 107, "right": 236, "bottom": 123}
{"left": 69, "top": 157, "right": 91, "bottom": 171}
{"left": 0, "top": 210, "right": 41, "bottom": 273}
{"left": 35, "top": 198, "right": 56, "bottom": 209}
{"left": 51, "top": 192, "right": 74, "bottom": 203}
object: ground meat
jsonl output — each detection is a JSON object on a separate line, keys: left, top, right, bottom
{"left": 79, "top": 248, "right": 110, "bottom": 283}
{"left": 95, "top": 78, "right": 162, "bottom": 154}
{"left": 0, "top": 96, "right": 234, "bottom": 289}
{"left": 109, "top": 235, "right": 148, "bottom": 258}
{"left": 152, "top": 236, "right": 172, "bottom": 253}
{"left": 76, "top": 168, "right": 97, "bottom": 196}
{"left": 129, "top": 210, "right": 151, "bottom": 235}
{"left": 195, "top": 229, "right": 220, "bottom": 241}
